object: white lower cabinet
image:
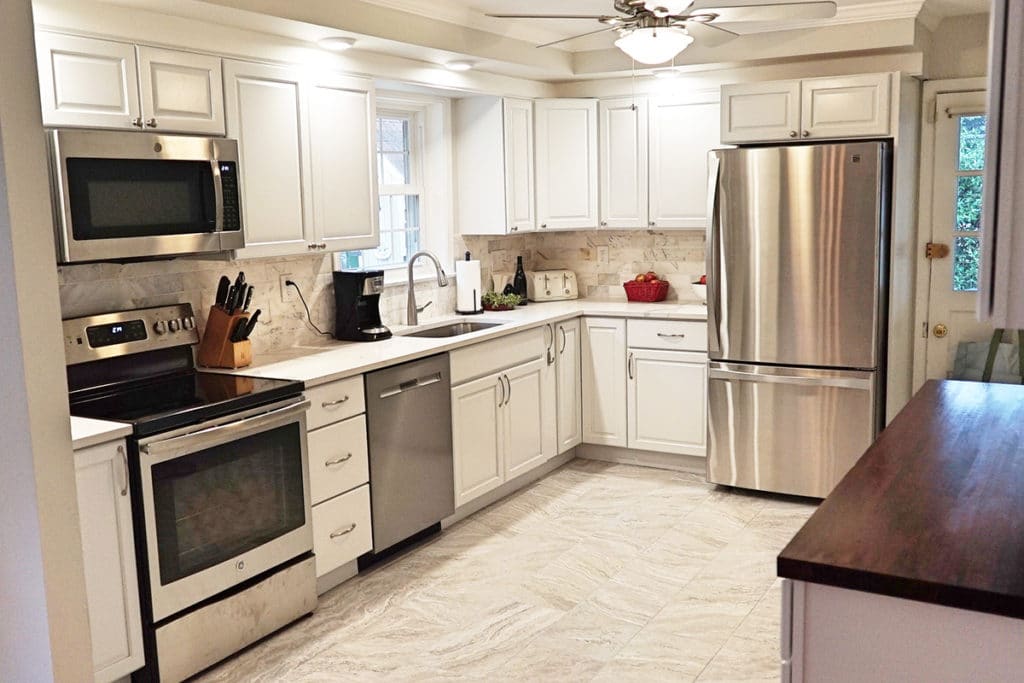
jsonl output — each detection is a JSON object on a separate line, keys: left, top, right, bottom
{"left": 311, "top": 484, "right": 373, "bottom": 577}
{"left": 582, "top": 317, "right": 628, "bottom": 447}
{"left": 556, "top": 319, "right": 583, "bottom": 453}
{"left": 452, "top": 355, "right": 554, "bottom": 507}
{"left": 74, "top": 439, "right": 145, "bottom": 683}
{"left": 627, "top": 348, "right": 707, "bottom": 455}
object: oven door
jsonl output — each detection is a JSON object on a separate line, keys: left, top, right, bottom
{"left": 137, "top": 397, "right": 312, "bottom": 622}
{"left": 50, "top": 129, "right": 244, "bottom": 263}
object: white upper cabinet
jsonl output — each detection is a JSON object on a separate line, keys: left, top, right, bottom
{"left": 720, "top": 80, "right": 801, "bottom": 144}
{"left": 800, "top": 73, "right": 891, "bottom": 139}
{"left": 224, "top": 60, "right": 313, "bottom": 259}
{"left": 36, "top": 32, "right": 224, "bottom": 134}
{"left": 649, "top": 92, "right": 721, "bottom": 230}
{"left": 721, "top": 73, "right": 891, "bottom": 144}
{"left": 36, "top": 33, "right": 141, "bottom": 130}
{"left": 535, "top": 98, "right": 599, "bottom": 231}
{"left": 454, "top": 96, "right": 535, "bottom": 235}
{"left": 599, "top": 97, "right": 648, "bottom": 229}
{"left": 309, "top": 74, "right": 379, "bottom": 252}
{"left": 136, "top": 46, "right": 225, "bottom": 134}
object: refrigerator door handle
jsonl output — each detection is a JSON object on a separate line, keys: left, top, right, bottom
{"left": 706, "top": 152, "right": 722, "bottom": 356}
{"left": 708, "top": 368, "right": 873, "bottom": 391}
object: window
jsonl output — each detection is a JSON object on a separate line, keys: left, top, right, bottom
{"left": 337, "top": 95, "right": 451, "bottom": 280}
{"left": 953, "top": 114, "right": 986, "bottom": 291}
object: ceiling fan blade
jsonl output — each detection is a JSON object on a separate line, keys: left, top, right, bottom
{"left": 690, "top": 1, "right": 837, "bottom": 22}
{"left": 486, "top": 14, "right": 614, "bottom": 20}
{"left": 536, "top": 26, "right": 620, "bottom": 49}
{"left": 681, "top": 20, "right": 739, "bottom": 47}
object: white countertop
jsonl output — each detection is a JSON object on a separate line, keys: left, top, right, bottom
{"left": 221, "top": 299, "right": 708, "bottom": 388}
{"left": 71, "top": 415, "right": 132, "bottom": 450}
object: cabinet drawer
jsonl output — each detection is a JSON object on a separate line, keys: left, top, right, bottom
{"left": 312, "top": 484, "right": 372, "bottom": 577}
{"left": 627, "top": 319, "right": 707, "bottom": 351}
{"left": 306, "top": 375, "right": 365, "bottom": 430}
{"left": 450, "top": 326, "right": 547, "bottom": 385}
{"left": 308, "top": 415, "right": 369, "bottom": 505}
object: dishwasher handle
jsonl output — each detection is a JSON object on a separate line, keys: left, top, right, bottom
{"left": 378, "top": 372, "right": 443, "bottom": 399}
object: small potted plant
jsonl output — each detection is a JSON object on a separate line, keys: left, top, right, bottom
{"left": 482, "top": 291, "right": 523, "bottom": 311}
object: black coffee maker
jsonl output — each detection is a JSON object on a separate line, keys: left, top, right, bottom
{"left": 332, "top": 270, "right": 392, "bottom": 342}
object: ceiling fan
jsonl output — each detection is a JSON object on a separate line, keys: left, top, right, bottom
{"left": 487, "top": 1, "right": 838, "bottom": 64}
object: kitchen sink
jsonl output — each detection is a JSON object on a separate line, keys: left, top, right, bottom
{"left": 401, "top": 321, "right": 505, "bottom": 338}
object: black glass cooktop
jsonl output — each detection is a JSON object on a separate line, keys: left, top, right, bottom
{"left": 70, "top": 371, "right": 303, "bottom": 437}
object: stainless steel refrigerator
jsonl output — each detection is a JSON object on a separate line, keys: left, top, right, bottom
{"left": 706, "top": 141, "right": 890, "bottom": 499}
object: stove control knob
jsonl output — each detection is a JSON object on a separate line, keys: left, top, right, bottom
{"left": 168, "top": 319, "right": 181, "bottom": 333}
{"left": 182, "top": 316, "right": 196, "bottom": 331}
{"left": 153, "top": 320, "right": 168, "bottom": 335}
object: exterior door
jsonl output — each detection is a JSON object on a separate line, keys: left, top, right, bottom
{"left": 924, "top": 91, "right": 992, "bottom": 380}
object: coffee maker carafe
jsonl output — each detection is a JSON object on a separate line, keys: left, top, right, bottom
{"left": 332, "top": 270, "right": 392, "bottom": 342}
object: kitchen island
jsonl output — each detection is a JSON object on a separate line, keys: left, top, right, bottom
{"left": 777, "top": 380, "right": 1024, "bottom": 681}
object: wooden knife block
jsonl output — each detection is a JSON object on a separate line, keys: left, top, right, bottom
{"left": 197, "top": 306, "right": 252, "bottom": 369}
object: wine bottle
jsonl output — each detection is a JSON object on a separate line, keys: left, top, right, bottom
{"left": 513, "top": 255, "right": 528, "bottom": 306}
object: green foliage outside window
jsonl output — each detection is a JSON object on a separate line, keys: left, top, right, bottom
{"left": 953, "top": 116, "right": 986, "bottom": 292}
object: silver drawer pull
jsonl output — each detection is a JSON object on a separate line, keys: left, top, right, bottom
{"left": 657, "top": 333, "right": 686, "bottom": 338}
{"left": 322, "top": 395, "right": 350, "bottom": 407}
{"left": 330, "top": 523, "right": 357, "bottom": 539}
{"left": 325, "top": 453, "right": 353, "bottom": 467}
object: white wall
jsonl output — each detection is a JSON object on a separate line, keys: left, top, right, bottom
{"left": 0, "top": 1, "right": 93, "bottom": 680}
{"left": 923, "top": 13, "right": 990, "bottom": 79}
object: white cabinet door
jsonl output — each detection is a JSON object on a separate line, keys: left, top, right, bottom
{"left": 599, "top": 97, "right": 648, "bottom": 229}
{"left": 720, "top": 80, "right": 801, "bottom": 144}
{"left": 535, "top": 98, "right": 599, "bottom": 231}
{"left": 504, "top": 357, "right": 549, "bottom": 480}
{"left": 452, "top": 373, "right": 505, "bottom": 507}
{"left": 310, "top": 74, "right": 379, "bottom": 252}
{"left": 74, "top": 441, "right": 144, "bottom": 683}
{"left": 801, "top": 73, "right": 891, "bottom": 139}
{"left": 36, "top": 32, "right": 141, "bottom": 130}
{"left": 649, "top": 93, "right": 720, "bottom": 229}
{"left": 627, "top": 348, "right": 707, "bottom": 456}
{"left": 582, "top": 317, "right": 628, "bottom": 447}
{"left": 504, "top": 97, "right": 536, "bottom": 234}
{"left": 136, "top": 46, "right": 224, "bottom": 135}
{"left": 224, "top": 60, "right": 314, "bottom": 258}
{"left": 556, "top": 319, "right": 583, "bottom": 453}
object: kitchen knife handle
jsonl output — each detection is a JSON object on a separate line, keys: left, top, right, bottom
{"left": 242, "top": 285, "right": 254, "bottom": 312}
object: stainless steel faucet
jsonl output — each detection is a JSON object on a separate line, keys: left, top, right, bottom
{"left": 406, "top": 251, "right": 449, "bottom": 326}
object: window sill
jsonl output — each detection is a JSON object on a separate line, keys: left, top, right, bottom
{"left": 381, "top": 269, "right": 455, "bottom": 289}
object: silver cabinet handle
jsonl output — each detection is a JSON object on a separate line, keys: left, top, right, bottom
{"left": 628, "top": 352, "right": 635, "bottom": 380}
{"left": 325, "top": 453, "right": 353, "bottom": 467}
{"left": 329, "top": 523, "right": 357, "bottom": 539}
{"left": 503, "top": 374, "right": 512, "bottom": 406}
{"left": 511, "top": 226, "right": 518, "bottom": 232}
{"left": 497, "top": 376, "right": 505, "bottom": 407}
{"left": 801, "top": 130, "right": 810, "bottom": 138}
{"left": 131, "top": 117, "right": 143, "bottom": 128}
{"left": 649, "top": 221, "right": 656, "bottom": 227}
{"left": 322, "top": 396, "right": 350, "bottom": 408}
{"left": 600, "top": 221, "right": 608, "bottom": 227}
{"left": 540, "top": 223, "right": 548, "bottom": 228}
{"left": 145, "top": 118, "right": 158, "bottom": 128}
{"left": 559, "top": 325, "right": 567, "bottom": 354}
{"left": 789, "top": 130, "right": 798, "bottom": 138}
{"left": 118, "top": 445, "right": 128, "bottom": 496}
{"left": 657, "top": 333, "right": 686, "bottom": 338}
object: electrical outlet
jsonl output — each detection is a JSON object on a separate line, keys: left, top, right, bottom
{"left": 279, "top": 274, "right": 297, "bottom": 303}
{"left": 597, "top": 246, "right": 610, "bottom": 264}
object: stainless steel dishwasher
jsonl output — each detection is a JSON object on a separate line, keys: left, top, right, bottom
{"left": 364, "top": 353, "right": 454, "bottom": 554}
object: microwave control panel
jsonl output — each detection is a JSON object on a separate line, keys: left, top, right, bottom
{"left": 219, "top": 162, "right": 242, "bottom": 232}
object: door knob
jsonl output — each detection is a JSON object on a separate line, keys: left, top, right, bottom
{"left": 933, "top": 324, "right": 949, "bottom": 338}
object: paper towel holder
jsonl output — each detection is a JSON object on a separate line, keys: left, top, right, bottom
{"left": 455, "top": 251, "right": 484, "bottom": 315}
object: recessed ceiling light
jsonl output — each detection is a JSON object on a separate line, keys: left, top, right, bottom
{"left": 318, "top": 36, "right": 356, "bottom": 52}
{"left": 445, "top": 60, "right": 474, "bottom": 72}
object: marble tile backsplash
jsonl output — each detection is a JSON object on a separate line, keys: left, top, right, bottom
{"left": 57, "top": 229, "right": 702, "bottom": 356}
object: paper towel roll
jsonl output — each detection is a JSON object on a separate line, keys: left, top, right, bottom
{"left": 456, "top": 259, "right": 482, "bottom": 313}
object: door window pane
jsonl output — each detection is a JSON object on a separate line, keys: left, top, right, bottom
{"left": 956, "top": 176, "right": 983, "bottom": 231}
{"left": 954, "top": 236, "right": 980, "bottom": 292}
{"left": 957, "top": 115, "right": 986, "bottom": 171}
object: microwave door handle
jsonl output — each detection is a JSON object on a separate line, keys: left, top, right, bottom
{"left": 140, "top": 399, "right": 310, "bottom": 459}
{"left": 211, "top": 160, "right": 224, "bottom": 235}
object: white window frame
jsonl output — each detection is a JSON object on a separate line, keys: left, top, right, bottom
{"left": 337, "top": 92, "right": 453, "bottom": 286}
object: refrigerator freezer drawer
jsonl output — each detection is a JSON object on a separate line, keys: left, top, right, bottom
{"left": 706, "top": 363, "right": 878, "bottom": 498}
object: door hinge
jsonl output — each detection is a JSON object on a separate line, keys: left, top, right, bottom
{"left": 925, "top": 242, "right": 950, "bottom": 259}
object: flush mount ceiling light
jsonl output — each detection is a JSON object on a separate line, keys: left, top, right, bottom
{"left": 318, "top": 36, "right": 356, "bottom": 52}
{"left": 615, "top": 25, "right": 694, "bottom": 65}
{"left": 445, "top": 60, "right": 475, "bottom": 71}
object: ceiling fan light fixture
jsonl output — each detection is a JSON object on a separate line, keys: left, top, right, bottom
{"left": 317, "top": 36, "right": 356, "bottom": 52}
{"left": 615, "top": 26, "right": 694, "bottom": 65}
{"left": 642, "top": 1, "right": 695, "bottom": 17}
{"left": 445, "top": 60, "right": 475, "bottom": 71}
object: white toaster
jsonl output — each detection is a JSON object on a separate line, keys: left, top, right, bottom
{"left": 525, "top": 270, "right": 579, "bottom": 302}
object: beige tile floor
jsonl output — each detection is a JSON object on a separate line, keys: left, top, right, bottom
{"left": 197, "top": 459, "right": 817, "bottom": 682}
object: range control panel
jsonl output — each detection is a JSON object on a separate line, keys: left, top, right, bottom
{"left": 63, "top": 304, "right": 199, "bottom": 366}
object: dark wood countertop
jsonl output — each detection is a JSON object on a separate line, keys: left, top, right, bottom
{"left": 778, "top": 380, "right": 1024, "bottom": 620}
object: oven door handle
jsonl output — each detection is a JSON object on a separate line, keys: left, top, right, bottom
{"left": 140, "top": 399, "right": 310, "bottom": 457}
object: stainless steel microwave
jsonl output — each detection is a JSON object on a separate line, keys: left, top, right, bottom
{"left": 49, "top": 129, "right": 244, "bottom": 263}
